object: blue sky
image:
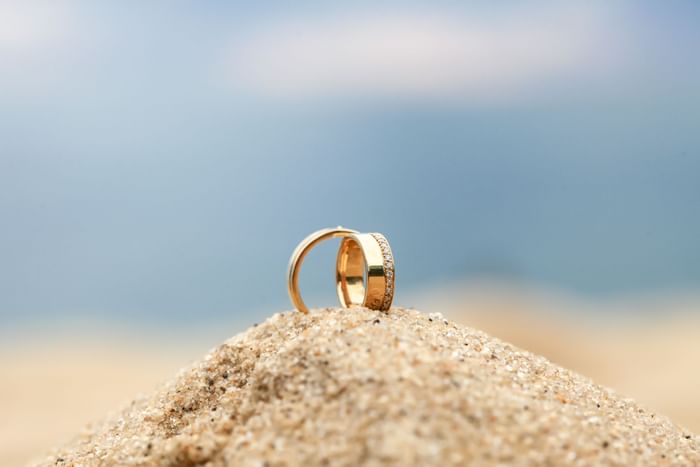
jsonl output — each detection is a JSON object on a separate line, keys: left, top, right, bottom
{"left": 1, "top": 1, "right": 699, "bottom": 328}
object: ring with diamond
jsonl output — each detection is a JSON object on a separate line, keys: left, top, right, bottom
{"left": 336, "top": 232, "right": 395, "bottom": 312}
{"left": 287, "top": 228, "right": 396, "bottom": 313}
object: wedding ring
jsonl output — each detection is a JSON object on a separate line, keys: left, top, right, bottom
{"left": 287, "top": 227, "right": 358, "bottom": 313}
{"left": 336, "top": 233, "right": 395, "bottom": 311}
{"left": 287, "top": 227, "right": 396, "bottom": 313}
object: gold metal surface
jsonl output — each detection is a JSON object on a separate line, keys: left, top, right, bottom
{"left": 287, "top": 227, "right": 357, "bottom": 313}
{"left": 288, "top": 227, "right": 395, "bottom": 313}
{"left": 336, "top": 232, "right": 395, "bottom": 311}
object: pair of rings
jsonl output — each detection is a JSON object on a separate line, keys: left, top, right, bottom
{"left": 287, "top": 227, "right": 395, "bottom": 313}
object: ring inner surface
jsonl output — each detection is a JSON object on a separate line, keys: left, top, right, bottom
{"left": 337, "top": 238, "right": 366, "bottom": 306}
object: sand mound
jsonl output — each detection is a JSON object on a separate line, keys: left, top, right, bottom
{"left": 38, "top": 308, "right": 697, "bottom": 466}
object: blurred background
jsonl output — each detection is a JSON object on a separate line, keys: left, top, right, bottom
{"left": 1, "top": 0, "right": 699, "bottom": 463}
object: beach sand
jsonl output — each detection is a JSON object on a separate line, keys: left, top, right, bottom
{"left": 0, "top": 337, "right": 201, "bottom": 466}
{"left": 413, "top": 285, "right": 700, "bottom": 433}
{"left": 33, "top": 307, "right": 698, "bottom": 466}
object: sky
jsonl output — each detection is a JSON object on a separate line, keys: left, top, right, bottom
{"left": 1, "top": 1, "right": 699, "bottom": 329}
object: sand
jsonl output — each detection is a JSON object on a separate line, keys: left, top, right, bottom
{"left": 414, "top": 284, "right": 700, "bottom": 432}
{"left": 35, "top": 307, "right": 698, "bottom": 466}
{"left": 4, "top": 300, "right": 699, "bottom": 466}
{"left": 0, "top": 338, "right": 198, "bottom": 466}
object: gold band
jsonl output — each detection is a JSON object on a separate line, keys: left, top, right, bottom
{"left": 336, "top": 232, "right": 395, "bottom": 311}
{"left": 287, "top": 227, "right": 395, "bottom": 313}
{"left": 287, "top": 227, "right": 358, "bottom": 313}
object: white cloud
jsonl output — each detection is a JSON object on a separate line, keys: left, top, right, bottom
{"left": 223, "top": 5, "right": 624, "bottom": 102}
{"left": 0, "top": 2, "right": 73, "bottom": 53}
{"left": 0, "top": 1, "right": 89, "bottom": 94}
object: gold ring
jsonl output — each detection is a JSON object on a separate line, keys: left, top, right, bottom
{"left": 336, "top": 232, "right": 395, "bottom": 312}
{"left": 287, "top": 226, "right": 358, "bottom": 313}
{"left": 287, "top": 228, "right": 396, "bottom": 313}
